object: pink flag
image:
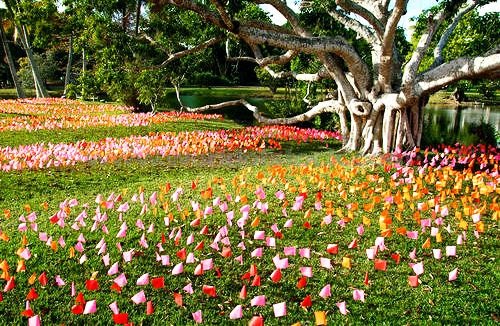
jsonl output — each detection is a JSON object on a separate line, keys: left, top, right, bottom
{"left": 136, "top": 273, "right": 149, "bottom": 286}
{"left": 273, "top": 302, "right": 287, "bottom": 317}
{"left": 446, "top": 246, "right": 456, "bottom": 257}
{"left": 229, "top": 305, "right": 243, "bottom": 319}
{"left": 28, "top": 315, "right": 41, "bottom": 326}
{"left": 448, "top": 268, "right": 458, "bottom": 281}
{"left": 55, "top": 275, "right": 65, "bottom": 286}
{"left": 272, "top": 255, "right": 288, "bottom": 269}
{"left": 83, "top": 300, "right": 97, "bottom": 314}
{"left": 409, "top": 248, "right": 417, "bottom": 260}
{"left": 432, "top": 249, "right": 442, "bottom": 259}
{"left": 284, "top": 246, "right": 296, "bottom": 256}
{"left": 300, "top": 267, "right": 313, "bottom": 278}
{"left": 109, "top": 301, "right": 119, "bottom": 314}
{"left": 157, "top": 254, "right": 168, "bottom": 266}
{"left": 123, "top": 250, "right": 133, "bottom": 263}
{"left": 319, "top": 284, "right": 331, "bottom": 299}
{"left": 284, "top": 219, "right": 293, "bottom": 228}
{"left": 299, "top": 248, "right": 311, "bottom": 258}
{"left": 366, "top": 248, "right": 376, "bottom": 260}
{"left": 103, "top": 253, "right": 110, "bottom": 266}
{"left": 251, "top": 295, "right": 266, "bottom": 306}
{"left": 201, "top": 259, "right": 213, "bottom": 271}
{"left": 251, "top": 248, "right": 263, "bottom": 258}
{"left": 183, "top": 283, "right": 194, "bottom": 294}
{"left": 353, "top": 289, "right": 365, "bottom": 302}
{"left": 336, "top": 301, "right": 349, "bottom": 315}
{"left": 406, "top": 231, "right": 418, "bottom": 240}
{"left": 320, "top": 257, "right": 332, "bottom": 269}
{"left": 192, "top": 310, "right": 202, "bottom": 323}
{"left": 114, "top": 273, "right": 128, "bottom": 288}
{"left": 412, "top": 262, "right": 424, "bottom": 276}
{"left": 131, "top": 290, "right": 146, "bottom": 304}
{"left": 357, "top": 224, "right": 365, "bottom": 236}
{"left": 254, "top": 231, "right": 265, "bottom": 240}
{"left": 107, "top": 262, "right": 119, "bottom": 275}
{"left": 172, "top": 263, "right": 184, "bottom": 275}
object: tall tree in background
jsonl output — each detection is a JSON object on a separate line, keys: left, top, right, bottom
{"left": 2, "top": 0, "right": 54, "bottom": 97}
{"left": 152, "top": 0, "right": 499, "bottom": 154}
{"left": 0, "top": 12, "right": 25, "bottom": 97}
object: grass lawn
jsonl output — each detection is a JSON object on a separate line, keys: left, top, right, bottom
{"left": 0, "top": 99, "right": 498, "bottom": 325}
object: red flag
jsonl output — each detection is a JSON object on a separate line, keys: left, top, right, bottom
{"left": 151, "top": 277, "right": 165, "bottom": 289}
{"left": 297, "top": 276, "right": 308, "bottom": 289}
{"left": 75, "top": 292, "right": 85, "bottom": 305}
{"left": 239, "top": 285, "right": 247, "bottom": 299}
{"left": 251, "top": 275, "right": 261, "bottom": 287}
{"left": 71, "top": 304, "right": 84, "bottom": 315}
{"left": 146, "top": 301, "right": 154, "bottom": 315}
{"left": 173, "top": 293, "right": 183, "bottom": 307}
{"left": 21, "top": 309, "right": 34, "bottom": 317}
{"left": 110, "top": 283, "right": 122, "bottom": 293}
{"left": 300, "top": 295, "right": 312, "bottom": 308}
{"left": 202, "top": 285, "right": 216, "bottom": 297}
{"left": 249, "top": 316, "right": 264, "bottom": 326}
{"left": 38, "top": 272, "right": 48, "bottom": 287}
{"left": 176, "top": 248, "right": 187, "bottom": 260}
{"left": 113, "top": 313, "right": 129, "bottom": 324}
{"left": 86, "top": 279, "right": 99, "bottom": 291}
{"left": 26, "top": 288, "right": 38, "bottom": 301}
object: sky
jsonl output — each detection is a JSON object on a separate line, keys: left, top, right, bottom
{"left": 261, "top": 0, "right": 499, "bottom": 38}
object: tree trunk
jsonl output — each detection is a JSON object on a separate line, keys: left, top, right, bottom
{"left": 63, "top": 34, "right": 73, "bottom": 97}
{"left": 17, "top": 25, "right": 48, "bottom": 98}
{"left": 135, "top": 0, "right": 142, "bottom": 35}
{"left": 0, "top": 17, "right": 25, "bottom": 98}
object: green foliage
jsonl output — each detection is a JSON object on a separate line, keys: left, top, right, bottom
{"left": 17, "top": 51, "right": 60, "bottom": 88}
{"left": 189, "top": 71, "right": 231, "bottom": 87}
{"left": 255, "top": 65, "right": 287, "bottom": 93}
{"left": 477, "top": 80, "right": 499, "bottom": 100}
{"left": 134, "top": 69, "right": 170, "bottom": 112}
{"left": 466, "top": 121, "right": 498, "bottom": 146}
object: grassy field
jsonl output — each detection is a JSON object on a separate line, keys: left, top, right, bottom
{"left": 0, "top": 99, "right": 498, "bottom": 325}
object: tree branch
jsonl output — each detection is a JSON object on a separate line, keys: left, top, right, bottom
{"left": 401, "top": 9, "right": 446, "bottom": 97}
{"left": 431, "top": 1, "right": 479, "bottom": 69}
{"left": 377, "top": 0, "right": 408, "bottom": 92}
{"left": 166, "top": 0, "right": 227, "bottom": 29}
{"left": 238, "top": 25, "right": 371, "bottom": 92}
{"left": 413, "top": 51, "right": 500, "bottom": 96}
{"left": 335, "top": 0, "right": 384, "bottom": 37}
{"left": 185, "top": 98, "right": 346, "bottom": 124}
{"left": 327, "top": 8, "right": 378, "bottom": 44}
{"left": 210, "top": 0, "right": 234, "bottom": 30}
{"left": 157, "top": 37, "right": 225, "bottom": 67}
{"left": 252, "top": 0, "right": 308, "bottom": 36}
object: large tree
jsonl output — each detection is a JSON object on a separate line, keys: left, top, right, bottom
{"left": 150, "top": 0, "right": 499, "bottom": 154}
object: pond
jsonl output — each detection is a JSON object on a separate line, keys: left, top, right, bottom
{"left": 164, "top": 91, "right": 499, "bottom": 146}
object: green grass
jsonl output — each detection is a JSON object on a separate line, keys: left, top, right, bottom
{"left": 0, "top": 103, "right": 498, "bottom": 325}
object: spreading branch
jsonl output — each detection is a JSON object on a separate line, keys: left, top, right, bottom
{"left": 327, "top": 8, "right": 378, "bottom": 44}
{"left": 431, "top": 1, "right": 480, "bottom": 69}
{"left": 377, "top": 0, "right": 408, "bottom": 92}
{"left": 414, "top": 51, "right": 500, "bottom": 96}
{"left": 185, "top": 98, "right": 346, "bottom": 124}
{"left": 335, "top": 0, "right": 384, "bottom": 37}
{"left": 156, "top": 37, "right": 225, "bottom": 67}
{"left": 238, "top": 25, "right": 371, "bottom": 91}
{"left": 401, "top": 9, "right": 446, "bottom": 97}
{"left": 210, "top": 0, "right": 234, "bottom": 30}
